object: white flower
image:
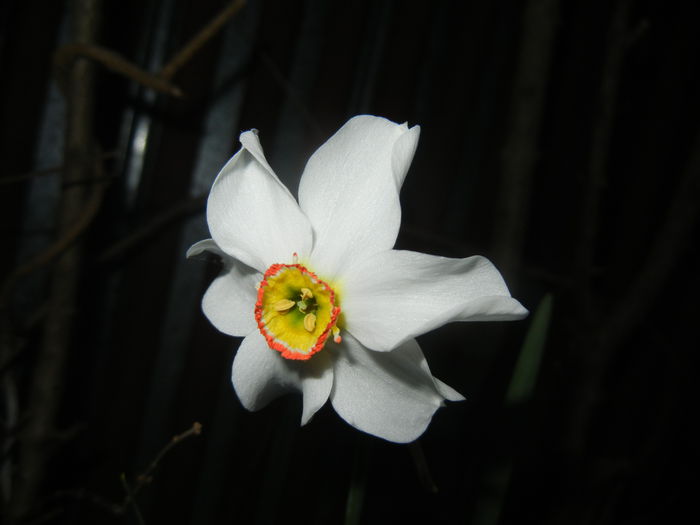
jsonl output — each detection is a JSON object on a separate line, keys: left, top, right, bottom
{"left": 188, "top": 115, "right": 527, "bottom": 443}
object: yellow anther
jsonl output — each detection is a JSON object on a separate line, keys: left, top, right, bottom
{"left": 273, "top": 299, "right": 295, "bottom": 312}
{"left": 300, "top": 287, "right": 313, "bottom": 300}
{"left": 332, "top": 325, "right": 342, "bottom": 344}
{"left": 303, "top": 313, "right": 316, "bottom": 333}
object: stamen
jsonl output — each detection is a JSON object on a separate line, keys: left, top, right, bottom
{"left": 332, "top": 325, "right": 342, "bottom": 344}
{"left": 293, "top": 252, "right": 299, "bottom": 264}
{"left": 255, "top": 262, "right": 341, "bottom": 360}
{"left": 273, "top": 299, "right": 295, "bottom": 312}
{"left": 304, "top": 313, "right": 316, "bottom": 332}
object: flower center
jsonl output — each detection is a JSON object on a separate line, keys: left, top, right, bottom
{"left": 255, "top": 261, "right": 341, "bottom": 360}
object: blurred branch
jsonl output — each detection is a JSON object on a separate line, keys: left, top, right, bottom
{"left": 492, "top": 0, "right": 559, "bottom": 281}
{"left": 566, "top": 1, "right": 651, "bottom": 459}
{"left": 344, "top": 439, "right": 369, "bottom": 525}
{"left": 258, "top": 50, "right": 323, "bottom": 137}
{"left": 408, "top": 441, "right": 438, "bottom": 493}
{"left": 7, "top": 0, "right": 101, "bottom": 520}
{"left": 53, "top": 0, "right": 247, "bottom": 101}
{"left": 0, "top": 166, "right": 62, "bottom": 186}
{"left": 0, "top": 161, "right": 107, "bottom": 303}
{"left": 0, "top": 151, "right": 117, "bottom": 186}
{"left": 603, "top": 129, "right": 700, "bottom": 350}
{"left": 54, "top": 43, "right": 183, "bottom": 97}
{"left": 560, "top": 129, "right": 700, "bottom": 523}
{"left": 3, "top": 2, "right": 245, "bottom": 512}
{"left": 575, "top": 0, "right": 634, "bottom": 318}
{"left": 159, "top": 0, "right": 246, "bottom": 81}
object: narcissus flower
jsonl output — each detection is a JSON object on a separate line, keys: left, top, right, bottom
{"left": 189, "top": 115, "right": 527, "bottom": 443}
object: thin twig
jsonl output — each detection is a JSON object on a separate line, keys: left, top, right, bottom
{"left": 0, "top": 166, "right": 63, "bottom": 186}
{"left": 54, "top": 43, "right": 183, "bottom": 97}
{"left": 120, "top": 423, "right": 202, "bottom": 511}
{"left": 120, "top": 474, "right": 146, "bottom": 525}
{"left": 53, "top": 488, "right": 123, "bottom": 515}
{"left": 20, "top": 507, "right": 64, "bottom": 525}
{"left": 159, "top": 0, "right": 246, "bottom": 81}
{"left": 0, "top": 158, "right": 108, "bottom": 303}
{"left": 47, "top": 423, "right": 202, "bottom": 520}
{"left": 258, "top": 50, "right": 323, "bottom": 136}
{"left": 0, "top": 151, "right": 117, "bottom": 186}
{"left": 134, "top": 422, "right": 203, "bottom": 492}
{"left": 62, "top": 174, "right": 117, "bottom": 188}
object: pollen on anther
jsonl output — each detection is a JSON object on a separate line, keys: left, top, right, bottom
{"left": 273, "top": 299, "right": 295, "bottom": 312}
{"left": 255, "top": 262, "right": 341, "bottom": 361}
{"left": 303, "top": 313, "right": 316, "bottom": 332}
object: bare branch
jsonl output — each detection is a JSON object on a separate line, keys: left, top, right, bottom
{"left": 159, "top": 0, "right": 246, "bottom": 81}
{"left": 0, "top": 156, "right": 108, "bottom": 303}
{"left": 492, "top": 0, "right": 559, "bottom": 280}
{"left": 7, "top": 1, "right": 101, "bottom": 519}
{"left": 54, "top": 43, "right": 183, "bottom": 97}
{"left": 575, "top": 0, "right": 633, "bottom": 318}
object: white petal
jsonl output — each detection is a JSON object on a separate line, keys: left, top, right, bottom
{"left": 342, "top": 250, "right": 528, "bottom": 352}
{"left": 433, "top": 378, "right": 466, "bottom": 402}
{"left": 299, "top": 351, "right": 334, "bottom": 425}
{"left": 188, "top": 238, "right": 259, "bottom": 337}
{"left": 232, "top": 332, "right": 300, "bottom": 410}
{"left": 186, "top": 238, "right": 225, "bottom": 258}
{"left": 206, "top": 130, "right": 313, "bottom": 272}
{"left": 203, "top": 266, "right": 259, "bottom": 338}
{"left": 298, "top": 115, "right": 420, "bottom": 279}
{"left": 231, "top": 332, "right": 333, "bottom": 424}
{"left": 330, "top": 334, "right": 455, "bottom": 443}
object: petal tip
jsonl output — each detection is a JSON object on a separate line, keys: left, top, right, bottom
{"left": 512, "top": 301, "right": 530, "bottom": 319}
{"left": 187, "top": 239, "right": 220, "bottom": 259}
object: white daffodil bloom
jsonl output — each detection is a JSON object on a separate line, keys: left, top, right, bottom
{"left": 188, "top": 115, "right": 527, "bottom": 443}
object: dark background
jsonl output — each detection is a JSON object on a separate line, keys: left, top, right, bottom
{"left": 1, "top": 0, "right": 698, "bottom": 524}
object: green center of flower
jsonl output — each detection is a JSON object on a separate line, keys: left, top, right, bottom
{"left": 255, "top": 260, "right": 341, "bottom": 360}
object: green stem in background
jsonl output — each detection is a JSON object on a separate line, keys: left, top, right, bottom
{"left": 506, "top": 293, "right": 553, "bottom": 405}
{"left": 344, "top": 439, "right": 371, "bottom": 525}
{"left": 409, "top": 441, "right": 439, "bottom": 493}
{"left": 473, "top": 294, "right": 553, "bottom": 525}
